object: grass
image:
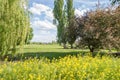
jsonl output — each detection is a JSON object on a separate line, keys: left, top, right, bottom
{"left": 22, "top": 44, "right": 89, "bottom": 53}
{"left": 17, "top": 44, "right": 89, "bottom": 60}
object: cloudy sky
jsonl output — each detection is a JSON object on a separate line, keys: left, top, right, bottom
{"left": 28, "top": 0, "right": 110, "bottom": 43}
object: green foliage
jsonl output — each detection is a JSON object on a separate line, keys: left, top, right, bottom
{"left": 111, "top": 0, "right": 120, "bottom": 5}
{"left": 76, "top": 8, "right": 120, "bottom": 53}
{"left": 25, "top": 27, "right": 33, "bottom": 44}
{"left": 0, "top": 0, "right": 30, "bottom": 58}
{"left": 66, "top": 0, "right": 74, "bottom": 19}
{"left": 53, "top": 0, "right": 65, "bottom": 44}
{"left": 17, "top": 27, "right": 33, "bottom": 45}
{"left": 66, "top": 0, "right": 77, "bottom": 48}
{"left": 53, "top": 0, "right": 76, "bottom": 48}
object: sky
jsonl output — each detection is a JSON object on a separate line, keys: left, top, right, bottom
{"left": 28, "top": 0, "right": 110, "bottom": 43}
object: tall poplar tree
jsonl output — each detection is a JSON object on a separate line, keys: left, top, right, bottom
{"left": 53, "top": 0, "right": 67, "bottom": 48}
{"left": 0, "top": 0, "right": 30, "bottom": 59}
{"left": 66, "top": 0, "right": 76, "bottom": 48}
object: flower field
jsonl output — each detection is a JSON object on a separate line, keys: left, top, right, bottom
{"left": 0, "top": 55, "right": 120, "bottom": 80}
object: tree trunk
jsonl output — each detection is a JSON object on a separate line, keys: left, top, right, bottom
{"left": 63, "top": 43, "right": 67, "bottom": 49}
{"left": 88, "top": 45, "right": 94, "bottom": 57}
{"left": 70, "top": 44, "right": 73, "bottom": 49}
{"left": 90, "top": 48, "right": 95, "bottom": 57}
{"left": 90, "top": 48, "right": 94, "bottom": 53}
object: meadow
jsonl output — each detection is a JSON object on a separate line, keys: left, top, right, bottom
{"left": 0, "top": 44, "right": 120, "bottom": 80}
{"left": 17, "top": 44, "right": 89, "bottom": 60}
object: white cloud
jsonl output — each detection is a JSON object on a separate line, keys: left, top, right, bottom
{"left": 75, "top": 9, "right": 83, "bottom": 17}
{"left": 33, "top": 17, "right": 40, "bottom": 21}
{"left": 75, "top": 9, "right": 89, "bottom": 17}
{"left": 30, "top": 17, "right": 57, "bottom": 42}
{"left": 29, "top": 3, "right": 54, "bottom": 20}
{"left": 29, "top": 3, "right": 56, "bottom": 42}
{"left": 31, "top": 19, "right": 56, "bottom": 30}
{"left": 75, "top": 0, "right": 109, "bottom": 5}
{"left": 74, "top": 0, "right": 110, "bottom": 9}
{"left": 29, "top": 3, "right": 49, "bottom": 15}
{"left": 45, "top": 11, "right": 54, "bottom": 21}
{"left": 31, "top": 32, "right": 56, "bottom": 43}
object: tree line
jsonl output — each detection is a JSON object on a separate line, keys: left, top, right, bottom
{"left": 53, "top": 0, "right": 120, "bottom": 53}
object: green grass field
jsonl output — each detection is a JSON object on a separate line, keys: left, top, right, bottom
{"left": 17, "top": 44, "right": 89, "bottom": 60}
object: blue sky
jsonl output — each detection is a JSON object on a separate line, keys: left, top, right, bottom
{"left": 28, "top": 0, "right": 110, "bottom": 43}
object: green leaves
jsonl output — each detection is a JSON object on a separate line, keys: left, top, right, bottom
{"left": 53, "top": 0, "right": 66, "bottom": 44}
{"left": 77, "top": 7, "right": 120, "bottom": 53}
{"left": 110, "top": 0, "right": 120, "bottom": 5}
{"left": 0, "top": 0, "right": 30, "bottom": 59}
